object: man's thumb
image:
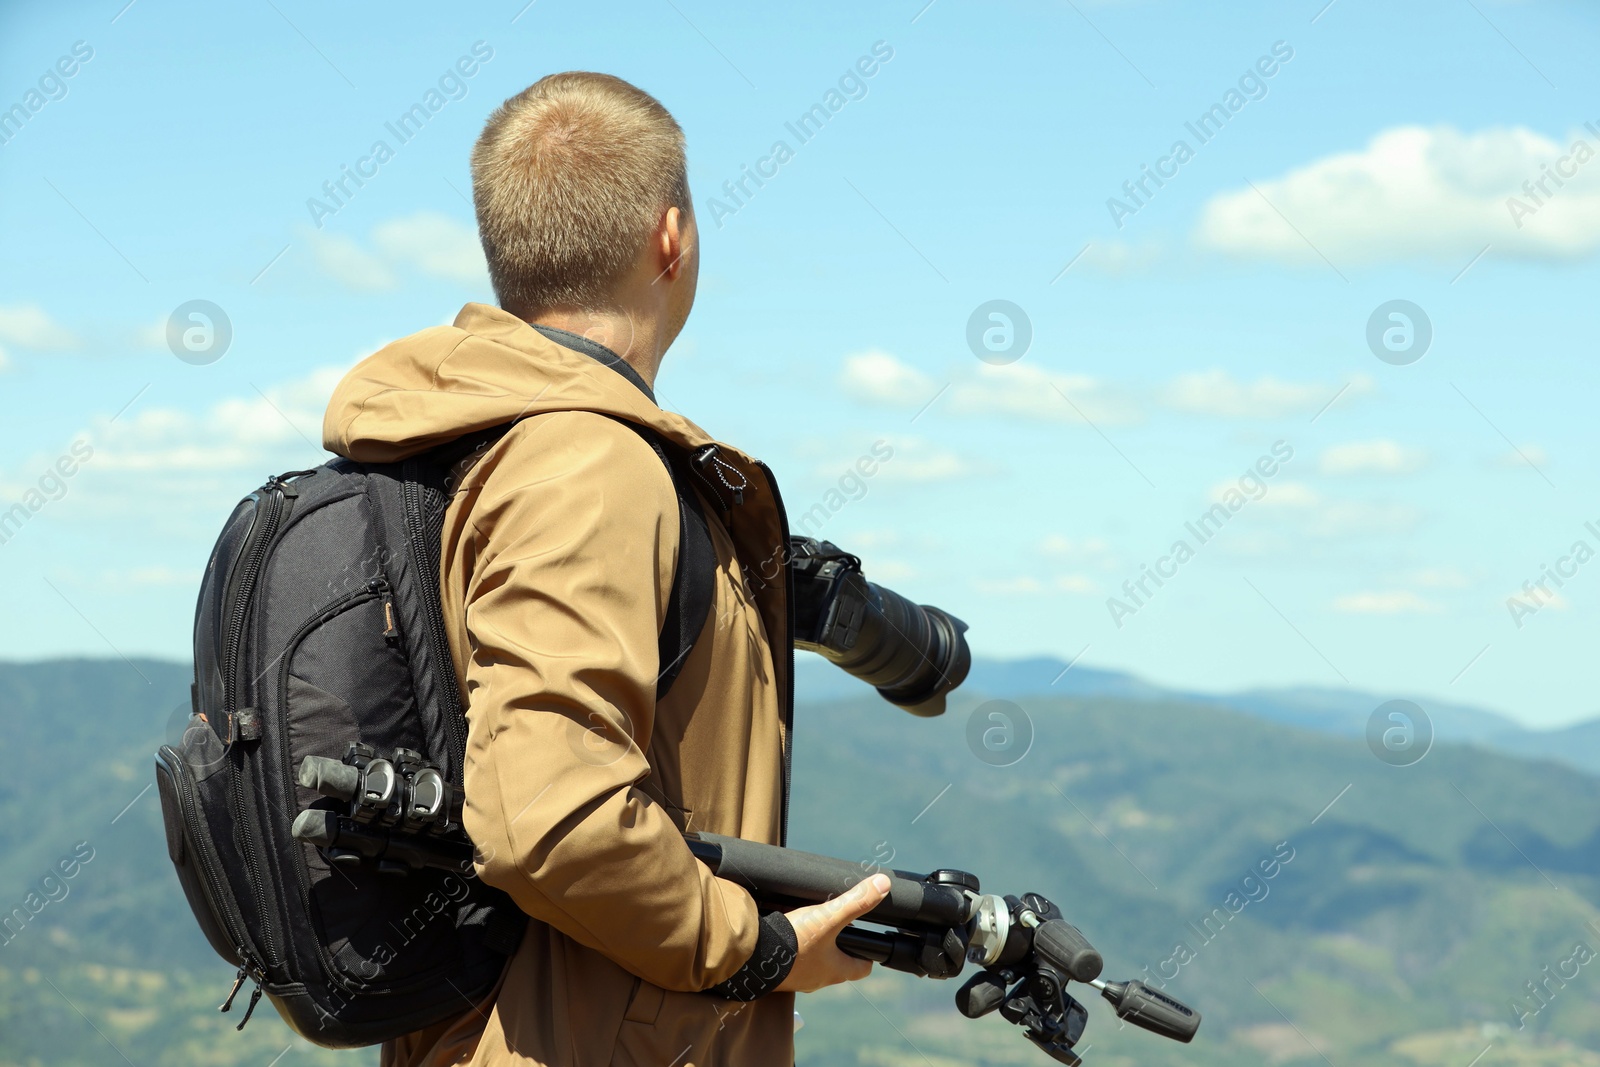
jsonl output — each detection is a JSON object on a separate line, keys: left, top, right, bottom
{"left": 836, "top": 873, "right": 891, "bottom": 924}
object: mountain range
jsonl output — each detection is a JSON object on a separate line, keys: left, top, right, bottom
{"left": 2, "top": 656, "right": 1598, "bottom": 1067}
{"left": 798, "top": 653, "right": 1600, "bottom": 776}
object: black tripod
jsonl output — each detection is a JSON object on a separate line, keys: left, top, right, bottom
{"left": 293, "top": 749, "right": 1199, "bottom": 1065}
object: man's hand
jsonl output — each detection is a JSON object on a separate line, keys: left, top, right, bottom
{"left": 774, "top": 873, "right": 892, "bottom": 994}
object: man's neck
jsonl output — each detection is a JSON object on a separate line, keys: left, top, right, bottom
{"left": 530, "top": 306, "right": 664, "bottom": 388}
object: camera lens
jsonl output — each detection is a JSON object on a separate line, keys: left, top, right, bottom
{"left": 830, "top": 576, "right": 970, "bottom": 716}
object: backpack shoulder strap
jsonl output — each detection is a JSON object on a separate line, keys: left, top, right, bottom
{"left": 628, "top": 426, "right": 716, "bottom": 701}
{"left": 428, "top": 416, "right": 716, "bottom": 701}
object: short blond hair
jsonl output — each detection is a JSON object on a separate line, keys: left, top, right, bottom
{"left": 470, "top": 72, "right": 690, "bottom": 316}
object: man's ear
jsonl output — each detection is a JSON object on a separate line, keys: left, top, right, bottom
{"left": 659, "top": 206, "right": 687, "bottom": 280}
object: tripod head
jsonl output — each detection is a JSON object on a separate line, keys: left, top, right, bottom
{"left": 949, "top": 892, "right": 1196, "bottom": 1063}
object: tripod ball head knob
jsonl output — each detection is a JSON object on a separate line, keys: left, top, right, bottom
{"left": 955, "top": 969, "right": 1010, "bottom": 1018}
{"left": 1092, "top": 980, "right": 1201, "bottom": 1043}
{"left": 1032, "top": 920, "right": 1103, "bottom": 984}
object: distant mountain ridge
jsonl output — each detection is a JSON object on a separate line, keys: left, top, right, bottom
{"left": 796, "top": 653, "right": 1600, "bottom": 776}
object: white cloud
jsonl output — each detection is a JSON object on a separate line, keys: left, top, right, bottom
{"left": 1040, "top": 533, "right": 1074, "bottom": 556}
{"left": 308, "top": 213, "right": 489, "bottom": 292}
{"left": 809, "top": 434, "right": 979, "bottom": 485}
{"left": 1040, "top": 534, "right": 1111, "bottom": 557}
{"left": 1076, "top": 240, "right": 1162, "bottom": 275}
{"left": 1320, "top": 440, "right": 1428, "bottom": 476}
{"left": 841, "top": 350, "right": 936, "bottom": 407}
{"left": 0, "top": 304, "right": 81, "bottom": 351}
{"left": 1411, "top": 567, "right": 1470, "bottom": 589}
{"left": 1492, "top": 444, "right": 1549, "bottom": 470}
{"left": 1223, "top": 478, "right": 1420, "bottom": 541}
{"left": 0, "top": 344, "right": 9, "bottom": 372}
{"left": 1256, "top": 481, "right": 1320, "bottom": 509}
{"left": 133, "top": 320, "right": 168, "bottom": 350}
{"left": 75, "top": 566, "right": 206, "bottom": 589}
{"left": 877, "top": 436, "right": 979, "bottom": 482}
{"left": 95, "top": 364, "right": 351, "bottom": 473}
{"left": 373, "top": 213, "right": 489, "bottom": 284}
{"left": 1055, "top": 574, "right": 1099, "bottom": 594}
{"left": 308, "top": 231, "right": 397, "bottom": 292}
{"left": 1197, "top": 125, "right": 1600, "bottom": 265}
{"left": 844, "top": 354, "right": 1371, "bottom": 427}
{"left": 0, "top": 360, "right": 366, "bottom": 535}
{"left": 1161, "top": 369, "right": 1370, "bottom": 419}
{"left": 1039, "top": 535, "right": 1119, "bottom": 571}
{"left": 1213, "top": 530, "right": 1294, "bottom": 559}
{"left": 1334, "top": 591, "right": 1440, "bottom": 615}
{"left": 1512, "top": 589, "right": 1570, "bottom": 612}
{"left": 949, "top": 363, "right": 1139, "bottom": 426}
{"left": 1309, "top": 501, "right": 1422, "bottom": 538}
{"left": 841, "top": 351, "right": 1136, "bottom": 425}
{"left": 1214, "top": 480, "right": 1422, "bottom": 544}
{"left": 893, "top": 453, "right": 976, "bottom": 481}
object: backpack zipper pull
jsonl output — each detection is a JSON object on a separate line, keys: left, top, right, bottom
{"left": 220, "top": 966, "right": 247, "bottom": 1013}
{"left": 692, "top": 445, "right": 748, "bottom": 507}
{"left": 267, "top": 469, "right": 318, "bottom": 499}
{"left": 365, "top": 578, "right": 400, "bottom": 645}
{"left": 236, "top": 981, "right": 263, "bottom": 1030}
{"left": 221, "top": 954, "right": 264, "bottom": 1029}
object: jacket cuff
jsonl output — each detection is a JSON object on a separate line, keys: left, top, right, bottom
{"left": 707, "top": 911, "right": 797, "bottom": 1001}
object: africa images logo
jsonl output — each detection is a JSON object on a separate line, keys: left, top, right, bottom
{"left": 1105, "top": 41, "right": 1294, "bottom": 229}
{"left": 1106, "top": 442, "right": 1294, "bottom": 628}
{"left": 305, "top": 41, "right": 494, "bottom": 227}
{"left": 702, "top": 41, "right": 895, "bottom": 229}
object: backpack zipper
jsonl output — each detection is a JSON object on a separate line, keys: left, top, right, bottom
{"left": 402, "top": 471, "right": 468, "bottom": 781}
{"left": 157, "top": 745, "right": 269, "bottom": 1029}
{"left": 221, "top": 470, "right": 317, "bottom": 706}
{"left": 221, "top": 475, "right": 303, "bottom": 974}
{"left": 221, "top": 484, "right": 285, "bottom": 721}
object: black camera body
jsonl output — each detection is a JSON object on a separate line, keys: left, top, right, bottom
{"left": 789, "top": 536, "right": 971, "bottom": 716}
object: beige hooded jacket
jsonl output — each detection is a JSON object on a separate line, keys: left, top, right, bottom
{"left": 322, "top": 303, "right": 796, "bottom": 1067}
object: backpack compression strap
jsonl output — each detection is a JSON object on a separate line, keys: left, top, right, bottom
{"left": 431, "top": 418, "right": 715, "bottom": 701}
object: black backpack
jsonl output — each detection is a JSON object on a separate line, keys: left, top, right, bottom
{"left": 154, "top": 418, "right": 716, "bottom": 1047}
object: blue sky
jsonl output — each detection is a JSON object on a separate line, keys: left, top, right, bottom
{"left": 2, "top": 0, "right": 1598, "bottom": 728}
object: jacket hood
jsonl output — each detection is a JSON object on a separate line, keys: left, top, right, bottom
{"left": 323, "top": 303, "right": 718, "bottom": 463}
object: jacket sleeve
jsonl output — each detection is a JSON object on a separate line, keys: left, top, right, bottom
{"left": 456, "top": 411, "right": 762, "bottom": 993}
